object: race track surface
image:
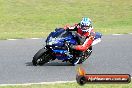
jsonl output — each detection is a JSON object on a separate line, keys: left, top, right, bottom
{"left": 0, "top": 34, "right": 132, "bottom": 84}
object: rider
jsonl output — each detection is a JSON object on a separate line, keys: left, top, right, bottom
{"left": 64, "top": 17, "right": 95, "bottom": 64}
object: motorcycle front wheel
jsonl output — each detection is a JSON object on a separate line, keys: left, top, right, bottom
{"left": 32, "top": 48, "right": 51, "bottom": 66}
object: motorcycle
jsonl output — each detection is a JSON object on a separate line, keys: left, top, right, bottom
{"left": 32, "top": 28, "right": 102, "bottom": 66}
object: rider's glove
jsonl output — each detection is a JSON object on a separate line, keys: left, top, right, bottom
{"left": 65, "top": 28, "right": 69, "bottom": 31}
{"left": 69, "top": 45, "right": 76, "bottom": 50}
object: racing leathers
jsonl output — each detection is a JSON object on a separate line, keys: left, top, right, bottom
{"left": 64, "top": 23, "right": 95, "bottom": 52}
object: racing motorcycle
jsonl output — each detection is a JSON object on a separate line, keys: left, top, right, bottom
{"left": 32, "top": 28, "right": 102, "bottom": 66}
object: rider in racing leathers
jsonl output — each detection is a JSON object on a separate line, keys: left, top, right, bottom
{"left": 64, "top": 17, "right": 95, "bottom": 64}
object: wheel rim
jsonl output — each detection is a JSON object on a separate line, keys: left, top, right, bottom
{"left": 36, "top": 54, "right": 49, "bottom": 65}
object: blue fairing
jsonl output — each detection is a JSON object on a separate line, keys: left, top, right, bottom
{"left": 46, "top": 28, "right": 77, "bottom": 60}
{"left": 53, "top": 50, "right": 69, "bottom": 60}
{"left": 45, "top": 28, "right": 65, "bottom": 42}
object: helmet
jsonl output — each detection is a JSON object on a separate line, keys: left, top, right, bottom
{"left": 80, "top": 17, "right": 92, "bottom": 32}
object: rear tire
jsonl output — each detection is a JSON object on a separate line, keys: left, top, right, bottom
{"left": 32, "top": 48, "right": 50, "bottom": 66}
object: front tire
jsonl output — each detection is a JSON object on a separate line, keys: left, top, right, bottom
{"left": 32, "top": 48, "right": 50, "bottom": 66}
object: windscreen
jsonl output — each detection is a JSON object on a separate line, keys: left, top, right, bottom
{"left": 52, "top": 30, "right": 70, "bottom": 38}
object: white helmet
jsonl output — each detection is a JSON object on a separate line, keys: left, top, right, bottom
{"left": 80, "top": 17, "right": 92, "bottom": 32}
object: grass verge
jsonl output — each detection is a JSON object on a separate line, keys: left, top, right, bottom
{"left": 0, "top": 0, "right": 132, "bottom": 39}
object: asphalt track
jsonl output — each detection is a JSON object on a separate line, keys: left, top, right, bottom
{"left": 0, "top": 34, "right": 132, "bottom": 84}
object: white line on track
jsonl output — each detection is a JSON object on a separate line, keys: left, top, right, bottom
{"left": 7, "top": 38, "right": 41, "bottom": 41}
{"left": 112, "top": 34, "right": 123, "bottom": 35}
{"left": 129, "top": 33, "right": 132, "bottom": 35}
{"left": 30, "top": 38, "right": 41, "bottom": 39}
{"left": 7, "top": 39, "right": 18, "bottom": 40}
{"left": 0, "top": 81, "right": 76, "bottom": 86}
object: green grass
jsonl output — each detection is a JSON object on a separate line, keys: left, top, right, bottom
{"left": 0, "top": 82, "right": 132, "bottom": 88}
{"left": 0, "top": 0, "right": 132, "bottom": 39}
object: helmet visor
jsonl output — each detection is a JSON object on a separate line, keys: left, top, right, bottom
{"left": 81, "top": 25, "right": 90, "bottom": 30}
